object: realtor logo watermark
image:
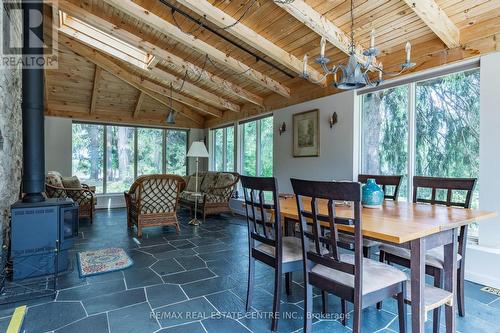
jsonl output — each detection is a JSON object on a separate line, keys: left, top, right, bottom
{"left": 1, "top": 0, "right": 58, "bottom": 69}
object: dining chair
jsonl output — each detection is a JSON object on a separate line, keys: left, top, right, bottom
{"left": 241, "top": 176, "right": 303, "bottom": 331}
{"left": 378, "top": 176, "right": 477, "bottom": 333}
{"left": 290, "top": 178, "right": 407, "bottom": 333}
{"left": 337, "top": 174, "right": 403, "bottom": 258}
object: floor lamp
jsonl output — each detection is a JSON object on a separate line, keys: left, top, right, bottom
{"left": 186, "top": 141, "right": 209, "bottom": 226}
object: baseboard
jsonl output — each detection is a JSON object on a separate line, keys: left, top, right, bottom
{"left": 465, "top": 244, "right": 500, "bottom": 289}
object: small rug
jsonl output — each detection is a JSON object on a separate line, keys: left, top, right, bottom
{"left": 77, "top": 248, "right": 133, "bottom": 278}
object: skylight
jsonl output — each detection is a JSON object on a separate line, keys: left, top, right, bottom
{"left": 59, "top": 11, "right": 155, "bottom": 70}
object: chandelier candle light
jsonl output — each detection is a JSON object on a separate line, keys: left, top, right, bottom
{"left": 302, "top": 0, "right": 416, "bottom": 89}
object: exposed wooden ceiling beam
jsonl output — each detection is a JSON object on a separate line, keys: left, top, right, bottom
{"left": 89, "top": 66, "right": 102, "bottom": 115}
{"left": 46, "top": 103, "right": 203, "bottom": 129}
{"left": 401, "top": 0, "right": 460, "bottom": 48}
{"left": 100, "top": 0, "right": 290, "bottom": 97}
{"left": 274, "top": 0, "right": 370, "bottom": 65}
{"left": 58, "top": 0, "right": 264, "bottom": 107}
{"left": 58, "top": 21, "right": 240, "bottom": 112}
{"left": 132, "top": 91, "right": 145, "bottom": 119}
{"left": 56, "top": 36, "right": 207, "bottom": 124}
{"left": 175, "top": 0, "right": 325, "bottom": 86}
{"left": 57, "top": 34, "right": 220, "bottom": 120}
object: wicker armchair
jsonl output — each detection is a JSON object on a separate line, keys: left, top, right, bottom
{"left": 45, "top": 171, "right": 96, "bottom": 223}
{"left": 124, "top": 174, "right": 186, "bottom": 238}
{"left": 179, "top": 171, "right": 240, "bottom": 223}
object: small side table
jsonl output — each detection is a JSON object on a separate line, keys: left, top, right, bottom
{"left": 187, "top": 192, "right": 204, "bottom": 226}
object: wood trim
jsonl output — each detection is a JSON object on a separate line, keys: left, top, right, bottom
{"left": 132, "top": 91, "right": 145, "bottom": 119}
{"left": 99, "top": 0, "right": 290, "bottom": 97}
{"left": 58, "top": 0, "right": 265, "bottom": 107}
{"left": 89, "top": 66, "right": 102, "bottom": 115}
{"left": 175, "top": 0, "right": 325, "bottom": 86}
{"left": 46, "top": 103, "right": 203, "bottom": 129}
{"left": 274, "top": 0, "right": 371, "bottom": 65}
{"left": 402, "top": 0, "right": 460, "bottom": 48}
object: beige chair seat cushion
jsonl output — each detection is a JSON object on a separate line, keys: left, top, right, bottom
{"left": 379, "top": 244, "right": 462, "bottom": 269}
{"left": 256, "top": 237, "right": 328, "bottom": 263}
{"left": 337, "top": 232, "right": 382, "bottom": 248}
{"left": 311, "top": 253, "right": 407, "bottom": 295}
{"left": 62, "top": 176, "right": 82, "bottom": 189}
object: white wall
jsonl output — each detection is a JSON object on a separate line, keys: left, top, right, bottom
{"left": 273, "top": 90, "right": 357, "bottom": 193}
{"left": 45, "top": 116, "right": 72, "bottom": 176}
{"left": 478, "top": 52, "right": 500, "bottom": 248}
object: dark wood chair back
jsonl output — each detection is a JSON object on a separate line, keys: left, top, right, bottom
{"left": 358, "top": 174, "right": 403, "bottom": 201}
{"left": 413, "top": 176, "right": 477, "bottom": 257}
{"left": 412, "top": 176, "right": 476, "bottom": 208}
{"left": 241, "top": 176, "right": 282, "bottom": 264}
{"left": 290, "top": 178, "right": 363, "bottom": 297}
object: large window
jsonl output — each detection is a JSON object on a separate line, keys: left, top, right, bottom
{"left": 415, "top": 70, "right": 480, "bottom": 206}
{"left": 361, "top": 86, "right": 409, "bottom": 199}
{"left": 166, "top": 130, "right": 188, "bottom": 176}
{"left": 106, "top": 126, "right": 135, "bottom": 193}
{"left": 72, "top": 123, "right": 188, "bottom": 194}
{"left": 210, "top": 115, "right": 273, "bottom": 178}
{"left": 212, "top": 125, "right": 235, "bottom": 172}
{"left": 242, "top": 121, "right": 257, "bottom": 176}
{"left": 72, "top": 123, "right": 104, "bottom": 193}
{"left": 360, "top": 68, "right": 480, "bottom": 233}
{"left": 137, "top": 128, "right": 163, "bottom": 175}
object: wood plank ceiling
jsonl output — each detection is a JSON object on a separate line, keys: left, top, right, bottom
{"left": 44, "top": 0, "right": 500, "bottom": 129}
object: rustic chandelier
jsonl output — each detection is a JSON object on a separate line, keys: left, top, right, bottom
{"left": 302, "top": 0, "right": 416, "bottom": 90}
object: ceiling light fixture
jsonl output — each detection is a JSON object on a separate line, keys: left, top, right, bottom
{"left": 302, "top": 0, "right": 416, "bottom": 90}
{"left": 166, "top": 83, "right": 176, "bottom": 125}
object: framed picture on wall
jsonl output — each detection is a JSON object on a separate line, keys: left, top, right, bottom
{"left": 293, "top": 109, "right": 320, "bottom": 157}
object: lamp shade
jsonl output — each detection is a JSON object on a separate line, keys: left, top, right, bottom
{"left": 187, "top": 141, "right": 209, "bottom": 158}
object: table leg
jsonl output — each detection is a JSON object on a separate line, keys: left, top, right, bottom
{"left": 410, "top": 237, "right": 426, "bottom": 333}
{"left": 444, "top": 229, "right": 458, "bottom": 333}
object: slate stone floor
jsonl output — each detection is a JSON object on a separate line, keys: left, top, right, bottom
{"left": 1, "top": 208, "right": 500, "bottom": 333}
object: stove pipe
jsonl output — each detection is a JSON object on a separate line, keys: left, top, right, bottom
{"left": 21, "top": 0, "right": 45, "bottom": 203}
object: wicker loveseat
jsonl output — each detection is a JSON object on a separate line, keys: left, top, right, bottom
{"left": 179, "top": 171, "right": 240, "bottom": 223}
{"left": 45, "top": 171, "right": 96, "bottom": 223}
{"left": 124, "top": 174, "right": 186, "bottom": 238}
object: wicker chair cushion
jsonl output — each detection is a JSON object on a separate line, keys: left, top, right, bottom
{"left": 200, "top": 172, "right": 219, "bottom": 192}
{"left": 46, "top": 171, "right": 64, "bottom": 187}
{"left": 214, "top": 173, "right": 236, "bottom": 188}
{"left": 180, "top": 191, "right": 203, "bottom": 203}
{"left": 379, "top": 244, "right": 462, "bottom": 269}
{"left": 46, "top": 172, "right": 67, "bottom": 198}
{"left": 311, "top": 253, "right": 407, "bottom": 294}
{"left": 185, "top": 174, "right": 205, "bottom": 192}
{"left": 62, "top": 176, "right": 82, "bottom": 189}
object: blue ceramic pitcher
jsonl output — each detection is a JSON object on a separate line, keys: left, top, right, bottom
{"left": 362, "top": 178, "right": 384, "bottom": 209}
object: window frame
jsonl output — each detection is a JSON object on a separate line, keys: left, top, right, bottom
{"left": 210, "top": 124, "right": 236, "bottom": 172}
{"left": 357, "top": 66, "right": 480, "bottom": 241}
{"left": 209, "top": 113, "right": 274, "bottom": 186}
{"left": 72, "top": 121, "right": 189, "bottom": 194}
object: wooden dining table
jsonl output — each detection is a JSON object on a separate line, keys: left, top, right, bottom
{"left": 276, "top": 196, "right": 496, "bottom": 333}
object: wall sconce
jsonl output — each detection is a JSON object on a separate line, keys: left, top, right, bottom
{"left": 329, "top": 112, "right": 338, "bottom": 129}
{"left": 278, "top": 122, "right": 286, "bottom": 135}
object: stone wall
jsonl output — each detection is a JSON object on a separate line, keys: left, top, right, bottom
{"left": 0, "top": 1, "right": 23, "bottom": 247}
